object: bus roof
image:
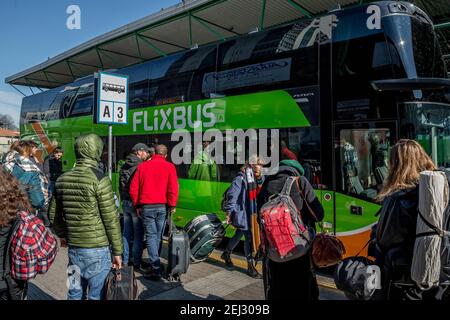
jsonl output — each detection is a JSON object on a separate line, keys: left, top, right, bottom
{"left": 5, "top": 0, "right": 450, "bottom": 90}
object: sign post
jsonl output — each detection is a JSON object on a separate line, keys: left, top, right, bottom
{"left": 95, "top": 72, "right": 129, "bottom": 180}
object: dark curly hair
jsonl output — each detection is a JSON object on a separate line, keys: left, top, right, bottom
{"left": 0, "top": 165, "right": 31, "bottom": 226}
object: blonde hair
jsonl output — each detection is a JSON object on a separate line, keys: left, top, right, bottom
{"left": 377, "top": 139, "right": 436, "bottom": 201}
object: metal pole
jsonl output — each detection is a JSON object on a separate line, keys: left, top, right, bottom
{"left": 431, "top": 126, "right": 438, "bottom": 165}
{"left": 108, "top": 125, "right": 113, "bottom": 180}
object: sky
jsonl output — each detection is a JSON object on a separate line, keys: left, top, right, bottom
{"left": 0, "top": 0, "right": 180, "bottom": 126}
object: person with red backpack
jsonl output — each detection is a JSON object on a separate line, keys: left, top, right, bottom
{"left": 257, "top": 159, "right": 324, "bottom": 300}
{"left": 0, "top": 165, "right": 58, "bottom": 300}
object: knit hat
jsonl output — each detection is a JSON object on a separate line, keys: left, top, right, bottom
{"left": 280, "top": 159, "right": 305, "bottom": 176}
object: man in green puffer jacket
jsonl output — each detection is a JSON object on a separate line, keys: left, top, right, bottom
{"left": 49, "top": 133, "right": 123, "bottom": 300}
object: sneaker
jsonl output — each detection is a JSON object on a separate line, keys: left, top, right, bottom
{"left": 221, "top": 251, "right": 234, "bottom": 268}
{"left": 247, "top": 263, "right": 262, "bottom": 279}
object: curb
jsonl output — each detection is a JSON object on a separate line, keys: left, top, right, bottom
{"left": 208, "top": 249, "right": 338, "bottom": 290}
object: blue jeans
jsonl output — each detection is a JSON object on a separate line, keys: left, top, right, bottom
{"left": 122, "top": 200, "right": 144, "bottom": 266}
{"left": 227, "top": 229, "right": 253, "bottom": 262}
{"left": 67, "top": 246, "right": 111, "bottom": 300}
{"left": 142, "top": 205, "right": 167, "bottom": 275}
{"left": 48, "top": 181, "right": 56, "bottom": 198}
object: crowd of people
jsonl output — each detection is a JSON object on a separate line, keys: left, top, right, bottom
{"left": 0, "top": 135, "right": 449, "bottom": 301}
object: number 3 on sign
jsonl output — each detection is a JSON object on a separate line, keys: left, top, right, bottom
{"left": 114, "top": 103, "right": 126, "bottom": 123}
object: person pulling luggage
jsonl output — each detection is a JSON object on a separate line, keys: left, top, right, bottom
{"left": 129, "top": 144, "right": 179, "bottom": 281}
{"left": 221, "top": 157, "right": 264, "bottom": 279}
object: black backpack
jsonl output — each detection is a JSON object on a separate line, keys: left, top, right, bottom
{"left": 0, "top": 218, "right": 23, "bottom": 300}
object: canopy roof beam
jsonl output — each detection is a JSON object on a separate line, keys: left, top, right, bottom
{"left": 10, "top": 84, "right": 28, "bottom": 97}
{"left": 260, "top": 0, "right": 267, "bottom": 30}
{"left": 98, "top": 47, "right": 145, "bottom": 62}
{"left": 435, "top": 22, "right": 450, "bottom": 30}
{"left": 44, "top": 70, "right": 75, "bottom": 80}
{"left": 137, "top": 34, "right": 168, "bottom": 57}
{"left": 138, "top": 33, "right": 188, "bottom": 50}
{"left": 287, "top": 0, "right": 312, "bottom": 18}
{"left": 192, "top": 15, "right": 240, "bottom": 36}
{"left": 191, "top": 15, "right": 226, "bottom": 41}
{"left": 67, "top": 60, "right": 102, "bottom": 70}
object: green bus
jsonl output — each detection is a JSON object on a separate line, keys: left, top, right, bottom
{"left": 20, "top": 1, "right": 450, "bottom": 256}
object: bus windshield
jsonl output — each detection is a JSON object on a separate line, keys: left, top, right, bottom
{"left": 400, "top": 102, "right": 450, "bottom": 168}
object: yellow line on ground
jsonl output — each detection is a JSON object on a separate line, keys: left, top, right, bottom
{"left": 208, "top": 250, "right": 337, "bottom": 290}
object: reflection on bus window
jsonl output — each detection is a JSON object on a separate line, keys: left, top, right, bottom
{"left": 337, "top": 128, "right": 391, "bottom": 199}
{"left": 400, "top": 102, "right": 450, "bottom": 168}
{"left": 279, "top": 127, "right": 321, "bottom": 187}
{"left": 188, "top": 140, "right": 219, "bottom": 182}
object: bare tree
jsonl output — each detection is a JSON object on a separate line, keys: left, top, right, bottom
{"left": 0, "top": 113, "right": 18, "bottom": 131}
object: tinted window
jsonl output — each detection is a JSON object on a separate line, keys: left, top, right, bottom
{"left": 21, "top": 94, "right": 43, "bottom": 124}
{"left": 70, "top": 84, "right": 94, "bottom": 117}
{"left": 412, "top": 19, "right": 446, "bottom": 78}
{"left": 129, "top": 80, "right": 149, "bottom": 108}
{"left": 334, "top": 123, "right": 395, "bottom": 201}
{"left": 333, "top": 34, "right": 397, "bottom": 120}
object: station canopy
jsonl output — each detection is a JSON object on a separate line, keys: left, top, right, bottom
{"left": 5, "top": 0, "right": 450, "bottom": 91}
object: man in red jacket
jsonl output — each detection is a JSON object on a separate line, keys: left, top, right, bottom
{"left": 129, "top": 144, "right": 179, "bottom": 280}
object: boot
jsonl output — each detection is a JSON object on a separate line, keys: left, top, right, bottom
{"left": 221, "top": 250, "right": 234, "bottom": 268}
{"left": 247, "top": 262, "right": 262, "bottom": 279}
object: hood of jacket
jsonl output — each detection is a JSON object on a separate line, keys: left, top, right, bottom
{"left": 75, "top": 134, "right": 103, "bottom": 163}
{"left": 125, "top": 153, "right": 142, "bottom": 168}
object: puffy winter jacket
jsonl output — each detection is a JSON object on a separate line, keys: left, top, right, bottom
{"left": 49, "top": 134, "right": 123, "bottom": 256}
{"left": 119, "top": 153, "right": 142, "bottom": 201}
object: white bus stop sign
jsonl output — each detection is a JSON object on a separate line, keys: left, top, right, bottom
{"left": 97, "top": 72, "right": 128, "bottom": 124}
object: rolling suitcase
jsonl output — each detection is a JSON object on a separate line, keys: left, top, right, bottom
{"left": 184, "top": 214, "right": 227, "bottom": 263}
{"left": 167, "top": 213, "right": 190, "bottom": 281}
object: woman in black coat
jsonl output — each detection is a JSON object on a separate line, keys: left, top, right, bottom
{"left": 374, "top": 139, "right": 450, "bottom": 300}
{"left": 257, "top": 160, "right": 324, "bottom": 300}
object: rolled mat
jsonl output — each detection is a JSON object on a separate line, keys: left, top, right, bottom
{"left": 411, "top": 171, "right": 449, "bottom": 289}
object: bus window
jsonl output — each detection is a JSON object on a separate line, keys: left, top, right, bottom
{"left": 400, "top": 102, "right": 450, "bottom": 168}
{"left": 129, "top": 80, "right": 149, "bottom": 109}
{"left": 279, "top": 127, "right": 321, "bottom": 186}
{"left": 70, "top": 84, "right": 94, "bottom": 117}
{"left": 335, "top": 126, "right": 392, "bottom": 200}
{"left": 52, "top": 86, "right": 78, "bottom": 119}
{"left": 150, "top": 73, "right": 191, "bottom": 106}
{"left": 21, "top": 94, "right": 43, "bottom": 124}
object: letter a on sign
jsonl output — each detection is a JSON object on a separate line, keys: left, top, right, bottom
{"left": 99, "top": 101, "right": 113, "bottom": 122}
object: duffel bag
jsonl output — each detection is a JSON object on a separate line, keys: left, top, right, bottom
{"left": 104, "top": 266, "right": 138, "bottom": 300}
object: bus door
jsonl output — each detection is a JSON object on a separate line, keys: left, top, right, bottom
{"left": 332, "top": 120, "right": 396, "bottom": 255}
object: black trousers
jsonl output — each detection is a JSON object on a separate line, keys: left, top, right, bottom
{"left": 263, "top": 252, "right": 319, "bottom": 300}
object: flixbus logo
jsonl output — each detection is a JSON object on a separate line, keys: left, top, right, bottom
{"left": 132, "top": 102, "right": 225, "bottom": 132}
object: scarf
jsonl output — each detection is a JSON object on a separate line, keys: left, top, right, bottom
{"left": 2, "top": 151, "right": 49, "bottom": 206}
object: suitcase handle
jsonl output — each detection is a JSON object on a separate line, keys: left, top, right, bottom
{"left": 168, "top": 210, "right": 178, "bottom": 237}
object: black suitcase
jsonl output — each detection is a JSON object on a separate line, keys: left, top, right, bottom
{"left": 167, "top": 213, "right": 190, "bottom": 281}
{"left": 184, "top": 214, "right": 227, "bottom": 263}
{"left": 104, "top": 266, "right": 138, "bottom": 300}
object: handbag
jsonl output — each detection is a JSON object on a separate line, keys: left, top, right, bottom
{"left": 311, "top": 231, "right": 346, "bottom": 267}
{"left": 296, "top": 179, "right": 346, "bottom": 267}
{"left": 104, "top": 266, "right": 138, "bottom": 300}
